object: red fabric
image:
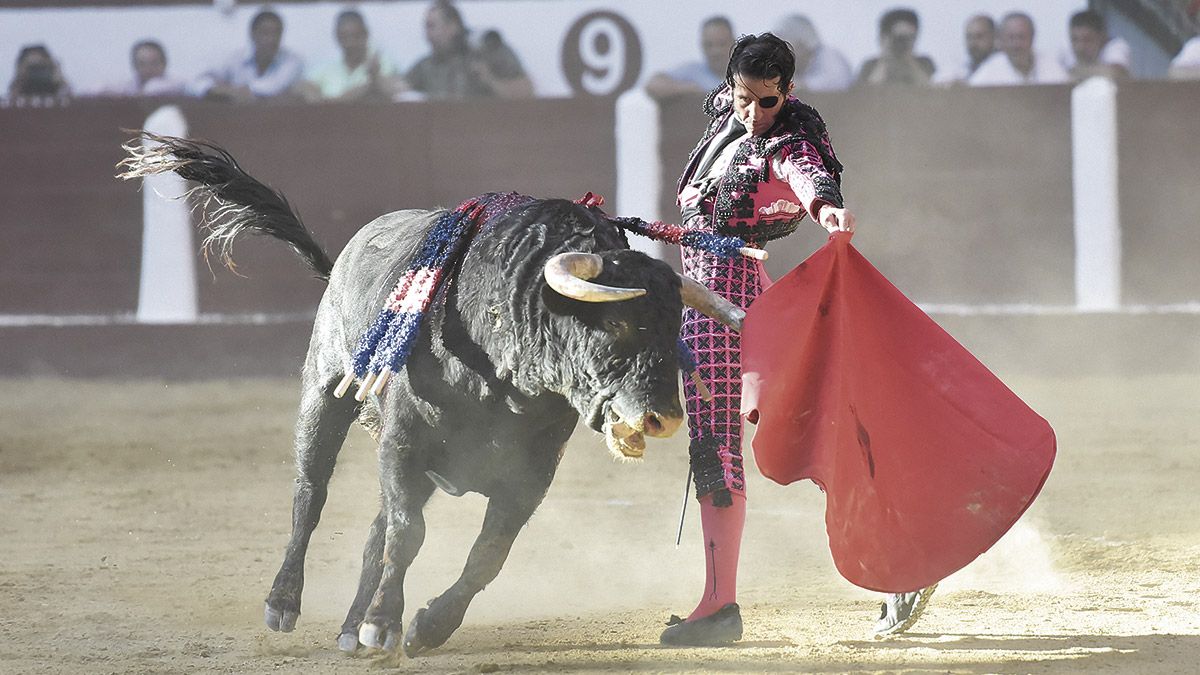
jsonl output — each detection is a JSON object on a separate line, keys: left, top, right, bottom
{"left": 741, "top": 233, "right": 1055, "bottom": 593}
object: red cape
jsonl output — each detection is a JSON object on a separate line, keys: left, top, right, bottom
{"left": 741, "top": 233, "right": 1055, "bottom": 592}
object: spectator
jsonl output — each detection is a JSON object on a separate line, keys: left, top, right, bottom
{"left": 857, "top": 8, "right": 936, "bottom": 86}
{"left": 7, "top": 44, "right": 71, "bottom": 100}
{"left": 1169, "top": 36, "right": 1200, "bottom": 79}
{"left": 189, "top": 9, "right": 304, "bottom": 102}
{"left": 1060, "top": 10, "right": 1130, "bottom": 82}
{"left": 938, "top": 14, "right": 996, "bottom": 84}
{"left": 406, "top": 0, "right": 533, "bottom": 99}
{"left": 1172, "top": 0, "right": 1200, "bottom": 79}
{"left": 644, "top": 16, "right": 734, "bottom": 100}
{"left": 773, "top": 14, "right": 853, "bottom": 92}
{"left": 98, "top": 40, "right": 185, "bottom": 97}
{"left": 969, "top": 12, "right": 1068, "bottom": 85}
{"left": 298, "top": 9, "right": 404, "bottom": 102}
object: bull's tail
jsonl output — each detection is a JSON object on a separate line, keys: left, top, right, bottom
{"left": 117, "top": 131, "right": 334, "bottom": 281}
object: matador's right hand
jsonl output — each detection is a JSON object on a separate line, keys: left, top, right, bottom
{"left": 818, "top": 204, "right": 856, "bottom": 233}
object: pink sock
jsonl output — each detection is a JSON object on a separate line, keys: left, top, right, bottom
{"left": 687, "top": 492, "right": 746, "bottom": 621}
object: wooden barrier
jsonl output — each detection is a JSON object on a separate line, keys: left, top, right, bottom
{"left": 0, "top": 101, "right": 147, "bottom": 314}
{"left": 2, "top": 86, "right": 1198, "bottom": 378}
{"left": 0, "top": 97, "right": 617, "bottom": 316}
{"left": 1117, "top": 80, "right": 1200, "bottom": 305}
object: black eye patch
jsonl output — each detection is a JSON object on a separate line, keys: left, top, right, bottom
{"left": 757, "top": 95, "right": 780, "bottom": 109}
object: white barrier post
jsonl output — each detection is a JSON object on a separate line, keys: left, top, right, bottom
{"left": 136, "top": 105, "right": 198, "bottom": 324}
{"left": 615, "top": 89, "right": 667, "bottom": 260}
{"left": 1071, "top": 76, "right": 1121, "bottom": 312}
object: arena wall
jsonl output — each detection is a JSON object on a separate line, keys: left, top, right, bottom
{"left": 2, "top": 82, "right": 1198, "bottom": 379}
{"left": 658, "top": 85, "right": 1077, "bottom": 306}
{"left": 1117, "top": 80, "right": 1200, "bottom": 305}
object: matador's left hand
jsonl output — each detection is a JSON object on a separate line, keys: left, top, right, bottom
{"left": 818, "top": 204, "right": 857, "bottom": 233}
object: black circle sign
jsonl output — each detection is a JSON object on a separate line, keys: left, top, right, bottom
{"left": 561, "top": 11, "right": 643, "bottom": 96}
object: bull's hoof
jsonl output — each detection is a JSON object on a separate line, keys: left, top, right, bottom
{"left": 336, "top": 632, "right": 359, "bottom": 653}
{"left": 402, "top": 608, "right": 431, "bottom": 657}
{"left": 264, "top": 603, "right": 299, "bottom": 632}
{"left": 358, "top": 622, "right": 399, "bottom": 651}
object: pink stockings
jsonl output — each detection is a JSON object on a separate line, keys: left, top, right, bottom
{"left": 688, "top": 491, "right": 747, "bottom": 620}
{"left": 679, "top": 217, "right": 761, "bottom": 621}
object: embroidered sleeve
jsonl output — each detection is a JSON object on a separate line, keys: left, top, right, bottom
{"left": 773, "top": 140, "right": 844, "bottom": 220}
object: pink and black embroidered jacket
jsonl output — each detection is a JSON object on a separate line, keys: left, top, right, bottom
{"left": 676, "top": 85, "right": 844, "bottom": 244}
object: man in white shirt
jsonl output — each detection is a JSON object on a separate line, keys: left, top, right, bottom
{"left": 299, "top": 9, "right": 403, "bottom": 101}
{"left": 190, "top": 9, "right": 303, "bottom": 102}
{"left": 969, "top": 12, "right": 1068, "bottom": 86}
{"left": 97, "top": 40, "right": 185, "bottom": 97}
{"left": 1059, "top": 9, "right": 1130, "bottom": 82}
{"left": 645, "top": 16, "right": 735, "bottom": 100}
{"left": 938, "top": 14, "right": 995, "bottom": 85}
{"left": 773, "top": 14, "right": 853, "bottom": 92}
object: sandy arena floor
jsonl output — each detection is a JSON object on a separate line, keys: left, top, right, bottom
{"left": 1, "top": 372, "right": 1198, "bottom": 674}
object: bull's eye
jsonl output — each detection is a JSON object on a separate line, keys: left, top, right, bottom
{"left": 604, "top": 319, "right": 629, "bottom": 335}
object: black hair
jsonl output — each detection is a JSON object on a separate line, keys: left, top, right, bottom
{"left": 725, "top": 32, "right": 795, "bottom": 93}
{"left": 879, "top": 8, "right": 920, "bottom": 36}
{"left": 429, "top": 0, "right": 469, "bottom": 53}
{"left": 131, "top": 40, "right": 166, "bottom": 64}
{"left": 1001, "top": 11, "right": 1035, "bottom": 36}
{"left": 1070, "top": 9, "right": 1107, "bottom": 34}
{"left": 968, "top": 14, "right": 996, "bottom": 32}
{"left": 702, "top": 15, "right": 732, "bottom": 34}
{"left": 250, "top": 9, "right": 283, "bottom": 32}
{"left": 431, "top": 0, "right": 465, "bottom": 31}
{"left": 16, "top": 44, "right": 51, "bottom": 67}
{"left": 336, "top": 9, "right": 366, "bottom": 28}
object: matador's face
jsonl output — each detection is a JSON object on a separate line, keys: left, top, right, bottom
{"left": 732, "top": 75, "right": 792, "bottom": 137}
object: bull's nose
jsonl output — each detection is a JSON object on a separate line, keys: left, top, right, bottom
{"left": 642, "top": 411, "right": 683, "bottom": 438}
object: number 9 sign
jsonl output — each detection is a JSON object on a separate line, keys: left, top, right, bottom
{"left": 561, "top": 11, "right": 643, "bottom": 96}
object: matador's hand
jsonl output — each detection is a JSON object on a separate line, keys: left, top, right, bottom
{"left": 818, "top": 204, "right": 856, "bottom": 233}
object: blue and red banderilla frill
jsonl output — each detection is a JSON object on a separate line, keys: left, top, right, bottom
{"left": 335, "top": 191, "right": 758, "bottom": 401}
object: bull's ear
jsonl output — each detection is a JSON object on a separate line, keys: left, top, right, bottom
{"left": 543, "top": 252, "right": 646, "bottom": 303}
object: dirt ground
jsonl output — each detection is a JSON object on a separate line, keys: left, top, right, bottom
{"left": 2, "top": 370, "right": 1198, "bottom": 674}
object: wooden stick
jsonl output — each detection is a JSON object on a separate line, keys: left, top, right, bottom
{"left": 690, "top": 371, "right": 713, "bottom": 402}
{"left": 355, "top": 371, "right": 378, "bottom": 402}
{"left": 333, "top": 372, "right": 355, "bottom": 399}
{"left": 370, "top": 366, "right": 391, "bottom": 396}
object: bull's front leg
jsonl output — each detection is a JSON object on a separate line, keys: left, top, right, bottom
{"left": 357, "top": 440, "right": 436, "bottom": 650}
{"left": 265, "top": 377, "right": 359, "bottom": 633}
{"left": 402, "top": 491, "right": 543, "bottom": 657}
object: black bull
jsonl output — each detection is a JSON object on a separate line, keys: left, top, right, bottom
{"left": 118, "top": 135, "right": 744, "bottom": 656}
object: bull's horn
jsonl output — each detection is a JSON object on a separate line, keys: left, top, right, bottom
{"left": 679, "top": 274, "right": 746, "bottom": 333}
{"left": 543, "top": 252, "right": 646, "bottom": 303}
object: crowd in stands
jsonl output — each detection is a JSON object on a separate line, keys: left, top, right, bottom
{"left": 648, "top": 5, "right": 1200, "bottom": 100}
{"left": 7, "top": 1, "right": 1200, "bottom": 106}
{"left": 5, "top": 0, "right": 531, "bottom": 105}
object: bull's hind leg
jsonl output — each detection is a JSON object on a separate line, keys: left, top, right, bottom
{"left": 402, "top": 492, "right": 541, "bottom": 657}
{"left": 357, "top": 441, "right": 436, "bottom": 650}
{"left": 336, "top": 507, "right": 386, "bottom": 652}
{"left": 265, "top": 377, "right": 360, "bottom": 633}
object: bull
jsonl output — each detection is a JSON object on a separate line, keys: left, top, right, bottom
{"left": 118, "top": 134, "right": 744, "bottom": 656}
